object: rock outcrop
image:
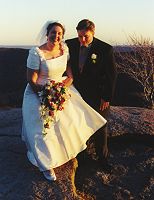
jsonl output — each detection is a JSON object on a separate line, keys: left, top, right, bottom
{"left": 0, "top": 48, "right": 147, "bottom": 108}
{"left": 0, "top": 106, "right": 153, "bottom": 199}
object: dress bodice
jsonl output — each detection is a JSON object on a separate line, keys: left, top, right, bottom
{"left": 27, "top": 44, "right": 69, "bottom": 85}
{"left": 37, "top": 50, "right": 68, "bottom": 85}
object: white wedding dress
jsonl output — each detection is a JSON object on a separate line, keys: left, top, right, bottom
{"left": 22, "top": 44, "right": 107, "bottom": 172}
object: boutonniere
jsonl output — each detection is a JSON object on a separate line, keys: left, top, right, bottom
{"left": 91, "top": 53, "right": 97, "bottom": 63}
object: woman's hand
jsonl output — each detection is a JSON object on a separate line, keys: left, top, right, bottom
{"left": 36, "top": 84, "right": 43, "bottom": 93}
{"left": 62, "top": 77, "right": 73, "bottom": 87}
{"left": 27, "top": 68, "right": 40, "bottom": 93}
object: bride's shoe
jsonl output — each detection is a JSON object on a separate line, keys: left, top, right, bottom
{"left": 43, "top": 169, "right": 57, "bottom": 181}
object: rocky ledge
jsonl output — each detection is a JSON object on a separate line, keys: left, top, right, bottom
{"left": 0, "top": 106, "right": 153, "bottom": 200}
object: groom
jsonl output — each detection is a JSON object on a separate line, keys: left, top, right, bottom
{"left": 66, "top": 19, "right": 117, "bottom": 169}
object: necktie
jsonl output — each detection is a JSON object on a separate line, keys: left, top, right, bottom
{"left": 79, "top": 46, "right": 88, "bottom": 73}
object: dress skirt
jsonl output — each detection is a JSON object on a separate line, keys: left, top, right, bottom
{"left": 22, "top": 83, "right": 107, "bottom": 171}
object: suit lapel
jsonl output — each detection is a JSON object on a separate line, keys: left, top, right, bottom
{"left": 73, "top": 40, "right": 80, "bottom": 74}
{"left": 82, "top": 38, "right": 97, "bottom": 73}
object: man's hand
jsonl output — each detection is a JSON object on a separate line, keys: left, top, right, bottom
{"left": 62, "top": 77, "right": 73, "bottom": 87}
{"left": 99, "top": 99, "right": 110, "bottom": 111}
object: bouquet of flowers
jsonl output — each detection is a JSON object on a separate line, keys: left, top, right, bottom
{"left": 38, "top": 79, "right": 71, "bottom": 136}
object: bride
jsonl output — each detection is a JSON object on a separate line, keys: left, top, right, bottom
{"left": 22, "top": 20, "right": 107, "bottom": 181}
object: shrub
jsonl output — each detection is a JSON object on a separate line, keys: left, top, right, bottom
{"left": 115, "top": 35, "right": 154, "bottom": 109}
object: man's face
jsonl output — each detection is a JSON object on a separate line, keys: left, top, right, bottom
{"left": 77, "top": 29, "right": 94, "bottom": 47}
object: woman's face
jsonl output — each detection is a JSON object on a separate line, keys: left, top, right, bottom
{"left": 47, "top": 25, "right": 63, "bottom": 45}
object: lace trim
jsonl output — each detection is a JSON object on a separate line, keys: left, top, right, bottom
{"left": 34, "top": 42, "right": 68, "bottom": 61}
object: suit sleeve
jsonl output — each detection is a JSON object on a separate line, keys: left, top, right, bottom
{"left": 101, "top": 47, "right": 117, "bottom": 102}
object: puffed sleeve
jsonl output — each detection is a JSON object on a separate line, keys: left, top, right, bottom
{"left": 27, "top": 47, "right": 40, "bottom": 70}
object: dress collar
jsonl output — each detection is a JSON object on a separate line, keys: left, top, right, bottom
{"left": 80, "top": 42, "right": 92, "bottom": 49}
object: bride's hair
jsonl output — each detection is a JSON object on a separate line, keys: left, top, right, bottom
{"left": 46, "top": 22, "right": 65, "bottom": 36}
{"left": 36, "top": 20, "right": 65, "bottom": 45}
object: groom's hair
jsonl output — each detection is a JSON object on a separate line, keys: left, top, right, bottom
{"left": 76, "top": 19, "right": 95, "bottom": 33}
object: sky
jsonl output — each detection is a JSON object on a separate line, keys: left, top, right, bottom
{"left": 0, "top": 0, "right": 154, "bottom": 46}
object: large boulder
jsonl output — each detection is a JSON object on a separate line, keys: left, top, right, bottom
{"left": 0, "top": 48, "right": 28, "bottom": 107}
{"left": 108, "top": 106, "right": 154, "bottom": 136}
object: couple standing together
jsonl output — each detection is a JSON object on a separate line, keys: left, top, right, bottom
{"left": 22, "top": 19, "right": 117, "bottom": 181}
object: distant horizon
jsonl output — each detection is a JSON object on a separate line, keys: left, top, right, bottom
{"left": 0, "top": 44, "right": 139, "bottom": 53}
{"left": 0, "top": 44, "right": 134, "bottom": 49}
{"left": 0, "top": 43, "right": 147, "bottom": 47}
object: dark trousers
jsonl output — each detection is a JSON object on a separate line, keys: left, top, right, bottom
{"left": 77, "top": 107, "right": 110, "bottom": 162}
{"left": 89, "top": 107, "right": 110, "bottom": 159}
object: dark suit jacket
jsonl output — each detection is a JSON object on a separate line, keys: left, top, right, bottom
{"left": 66, "top": 37, "right": 117, "bottom": 109}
